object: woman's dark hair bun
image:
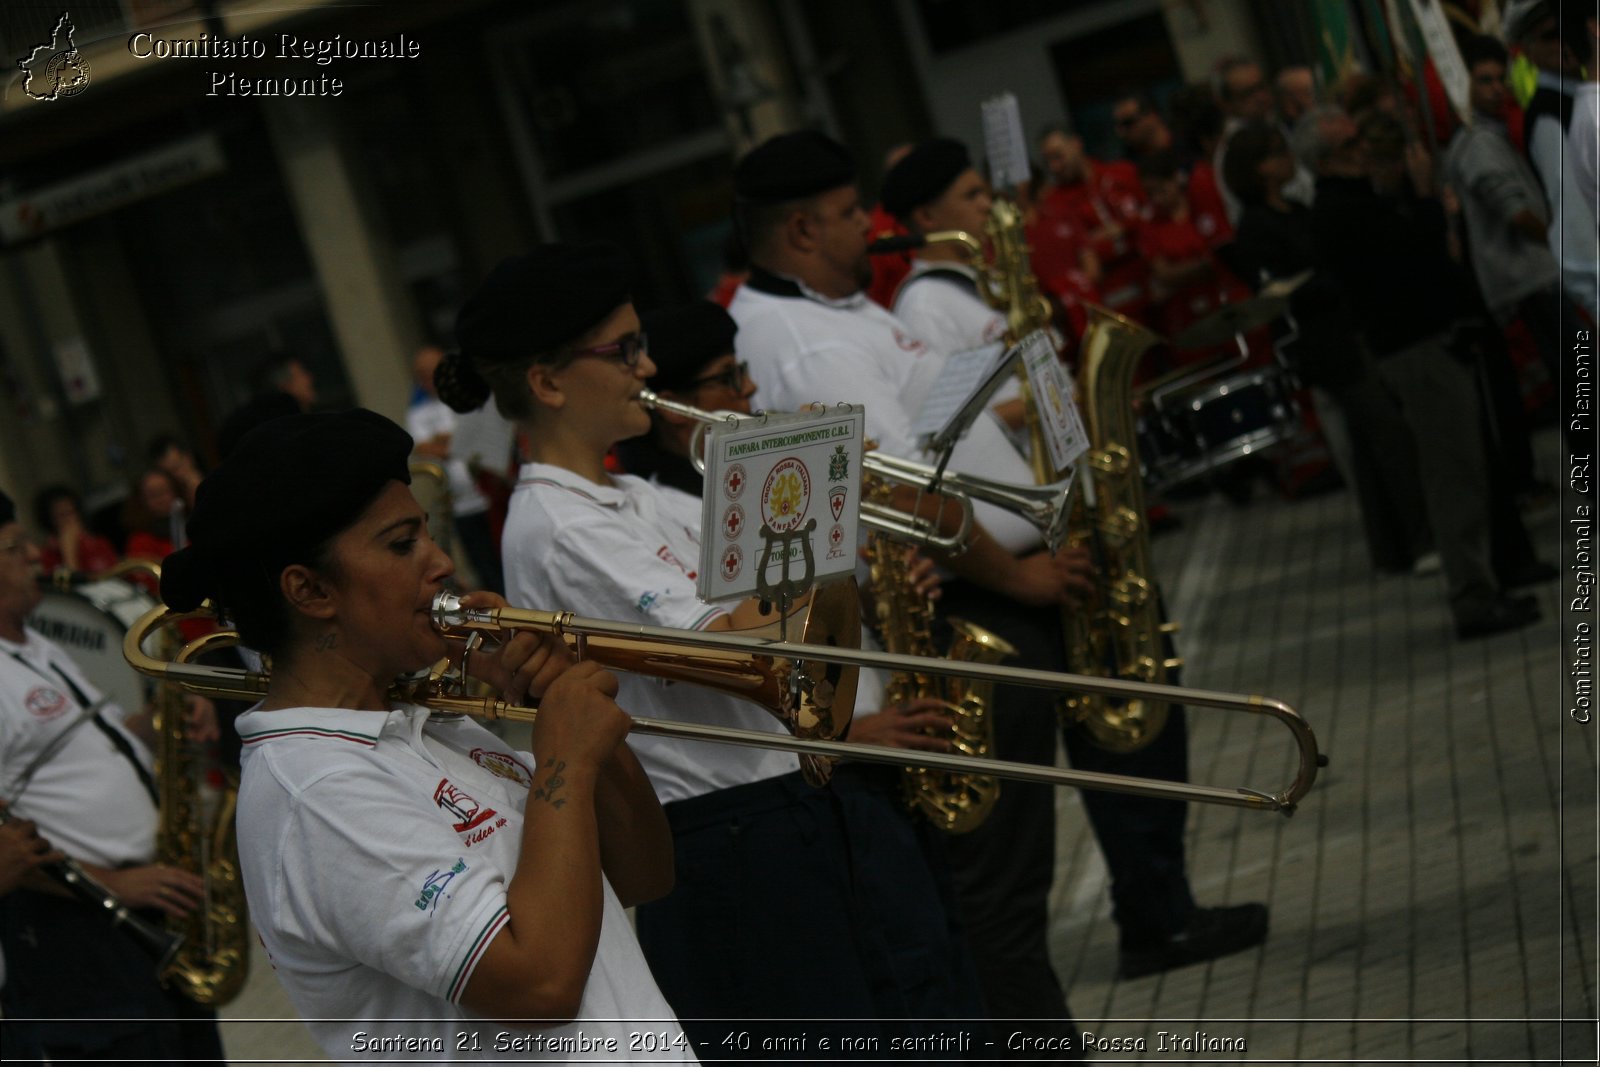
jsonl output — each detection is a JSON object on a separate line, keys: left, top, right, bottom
{"left": 434, "top": 350, "right": 493, "bottom": 414}
{"left": 160, "top": 546, "right": 210, "bottom": 613}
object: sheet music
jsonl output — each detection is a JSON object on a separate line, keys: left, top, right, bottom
{"left": 1020, "top": 332, "right": 1090, "bottom": 475}
{"left": 911, "top": 341, "right": 1011, "bottom": 445}
{"left": 982, "top": 93, "right": 1031, "bottom": 193}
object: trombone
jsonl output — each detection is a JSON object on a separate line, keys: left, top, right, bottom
{"left": 124, "top": 592, "right": 1324, "bottom": 815}
{"left": 637, "top": 390, "right": 1073, "bottom": 552}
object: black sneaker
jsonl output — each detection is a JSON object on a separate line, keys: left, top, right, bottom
{"left": 1454, "top": 595, "right": 1540, "bottom": 640}
{"left": 1117, "top": 903, "right": 1269, "bottom": 980}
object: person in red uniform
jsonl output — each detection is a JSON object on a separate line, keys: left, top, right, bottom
{"left": 33, "top": 486, "right": 121, "bottom": 577}
{"left": 1032, "top": 121, "right": 1150, "bottom": 326}
{"left": 1136, "top": 150, "right": 1260, "bottom": 368}
{"left": 865, "top": 144, "right": 914, "bottom": 309}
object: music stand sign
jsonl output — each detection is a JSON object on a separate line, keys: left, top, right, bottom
{"left": 698, "top": 406, "right": 865, "bottom": 604}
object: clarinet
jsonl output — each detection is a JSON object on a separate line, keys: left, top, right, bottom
{"left": 1, "top": 806, "right": 185, "bottom": 974}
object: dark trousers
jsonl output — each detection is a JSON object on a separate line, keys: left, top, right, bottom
{"left": 0, "top": 890, "right": 224, "bottom": 1064}
{"left": 454, "top": 510, "right": 503, "bottom": 595}
{"left": 939, "top": 584, "right": 1195, "bottom": 957}
{"left": 635, "top": 770, "right": 984, "bottom": 1057}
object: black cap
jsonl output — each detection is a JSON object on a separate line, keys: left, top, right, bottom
{"left": 0, "top": 489, "right": 14, "bottom": 528}
{"left": 161, "top": 409, "right": 413, "bottom": 614}
{"left": 879, "top": 137, "right": 972, "bottom": 221}
{"left": 456, "top": 243, "right": 632, "bottom": 365}
{"left": 734, "top": 130, "right": 857, "bottom": 203}
{"left": 641, "top": 301, "right": 738, "bottom": 392}
{"left": 440, "top": 243, "right": 633, "bottom": 414}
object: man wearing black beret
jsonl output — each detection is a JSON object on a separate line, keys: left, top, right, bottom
{"left": 885, "top": 136, "right": 1271, "bottom": 986}
{"left": 612, "top": 300, "right": 755, "bottom": 496}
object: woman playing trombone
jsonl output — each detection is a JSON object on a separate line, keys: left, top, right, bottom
{"left": 160, "top": 409, "right": 691, "bottom": 1061}
{"left": 434, "top": 244, "right": 984, "bottom": 1052}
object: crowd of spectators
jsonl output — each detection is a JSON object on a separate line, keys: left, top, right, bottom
{"left": 851, "top": 4, "right": 1590, "bottom": 639}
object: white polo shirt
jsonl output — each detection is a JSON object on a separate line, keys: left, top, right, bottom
{"left": 734, "top": 269, "right": 1044, "bottom": 556}
{"left": 730, "top": 276, "right": 942, "bottom": 459}
{"left": 235, "top": 703, "right": 691, "bottom": 1062}
{"left": 0, "top": 627, "right": 156, "bottom": 868}
{"left": 502, "top": 464, "right": 798, "bottom": 803}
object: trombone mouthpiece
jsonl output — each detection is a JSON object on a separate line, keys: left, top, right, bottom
{"left": 432, "top": 592, "right": 484, "bottom": 634}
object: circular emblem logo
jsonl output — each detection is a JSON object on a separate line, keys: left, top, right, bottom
{"left": 723, "top": 463, "right": 747, "bottom": 501}
{"left": 470, "top": 748, "right": 533, "bottom": 787}
{"left": 760, "top": 458, "right": 811, "bottom": 534}
{"left": 45, "top": 51, "right": 91, "bottom": 98}
{"left": 25, "top": 686, "right": 68, "bottom": 720}
{"left": 720, "top": 544, "right": 744, "bottom": 582}
{"left": 721, "top": 503, "right": 745, "bottom": 541}
{"left": 829, "top": 523, "right": 845, "bottom": 549}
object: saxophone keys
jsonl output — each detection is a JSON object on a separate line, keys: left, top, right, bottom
{"left": 1163, "top": 657, "right": 1184, "bottom": 671}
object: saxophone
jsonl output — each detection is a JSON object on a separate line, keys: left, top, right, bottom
{"left": 977, "top": 199, "right": 1179, "bottom": 752}
{"left": 864, "top": 476, "right": 1015, "bottom": 833}
{"left": 1057, "top": 307, "right": 1179, "bottom": 751}
{"left": 150, "top": 607, "right": 250, "bottom": 1004}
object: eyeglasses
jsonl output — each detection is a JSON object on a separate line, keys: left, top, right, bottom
{"left": 566, "top": 331, "right": 649, "bottom": 369}
{"left": 689, "top": 361, "right": 750, "bottom": 392}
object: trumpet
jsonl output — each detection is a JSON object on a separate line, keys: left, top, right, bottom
{"left": 124, "top": 593, "right": 1324, "bottom": 814}
{"left": 636, "top": 390, "right": 1071, "bottom": 552}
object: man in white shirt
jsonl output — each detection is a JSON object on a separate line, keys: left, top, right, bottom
{"left": 0, "top": 490, "right": 223, "bottom": 1062}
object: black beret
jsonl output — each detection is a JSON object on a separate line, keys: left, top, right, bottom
{"left": 641, "top": 301, "right": 738, "bottom": 392}
{"left": 160, "top": 409, "right": 413, "bottom": 612}
{"left": 734, "top": 130, "right": 857, "bottom": 203}
{"left": 0, "top": 489, "right": 14, "bottom": 528}
{"left": 456, "top": 243, "right": 632, "bottom": 366}
{"left": 879, "top": 138, "right": 972, "bottom": 221}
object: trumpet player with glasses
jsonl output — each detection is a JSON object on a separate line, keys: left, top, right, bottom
{"left": 159, "top": 410, "right": 691, "bottom": 1061}
{"left": 433, "top": 243, "right": 984, "bottom": 1053}
{"left": 0, "top": 489, "right": 223, "bottom": 1063}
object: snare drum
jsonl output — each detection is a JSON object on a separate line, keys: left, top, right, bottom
{"left": 26, "top": 578, "right": 158, "bottom": 716}
{"left": 1150, "top": 368, "right": 1300, "bottom": 490}
{"left": 1184, "top": 368, "right": 1299, "bottom": 466}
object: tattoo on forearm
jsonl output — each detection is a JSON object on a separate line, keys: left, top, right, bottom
{"left": 314, "top": 632, "right": 338, "bottom": 652}
{"left": 532, "top": 758, "right": 568, "bottom": 809}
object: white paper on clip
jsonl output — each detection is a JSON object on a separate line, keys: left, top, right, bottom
{"left": 911, "top": 341, "right": 1010, "bottom": 444}
{"left": 1019, "top": 332, "right": 1090, "bottom": 475}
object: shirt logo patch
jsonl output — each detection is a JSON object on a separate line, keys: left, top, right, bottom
{"left": 470, "top": 749, "right": 533, "bottom": 788}
{"left": 415, "top": 858, "right": 468, "bottom": 912}
{"left": 24, "top": 685, "right": 68, "bottom": 720}
{"left": 434, "top": 778, "right": 503, "bottom": 845}
{"left": 892, "top": 328, "right": 927, "bottom": 354}
{"left": 636, "top": 590, "right": 659, "bottom": 613}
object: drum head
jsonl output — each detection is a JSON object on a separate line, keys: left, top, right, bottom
{"left": 26, "top": 579, "right": 158, "bottom": 716}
